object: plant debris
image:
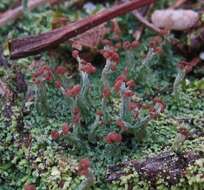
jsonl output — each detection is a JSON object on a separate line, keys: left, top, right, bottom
{"left": 9, "top": 0, "right": 154, "bottom": 59}
{"left": 107, "top": 151, "right": 201, "bottom": 187}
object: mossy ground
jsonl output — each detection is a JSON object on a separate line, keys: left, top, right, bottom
{"left": 0, "top": 0, "right": 203, "bottom": 189}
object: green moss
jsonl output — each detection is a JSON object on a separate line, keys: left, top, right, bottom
{"left": 0, "top": 0, "right": 203, "bottom": 189}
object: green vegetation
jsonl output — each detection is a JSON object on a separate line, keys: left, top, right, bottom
{"left": 0, "top": 0, "right": 203, "bottom": 189}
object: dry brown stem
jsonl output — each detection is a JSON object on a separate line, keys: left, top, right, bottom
{"left": 170, "top": 0, "right": 187, "bottom": 9}
{"left": 121, "top": 0, "right": 162, "bottom": 34}
{"left": 0, "top": 0, "right": 48, "bottom": 27}
{"left": 132, "top": 10, "right": 162, "bottom": 34}
{"left": 9, "top": 0, "right": 154, "bottom": 59}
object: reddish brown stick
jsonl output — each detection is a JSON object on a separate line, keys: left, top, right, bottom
{"left": 121, "top": 0, "right": 162, "bottom": 34}
{"left": 0, "top": 0, "right": 48, "bottom": 27}
{"left": 170, "top": 0, "right": 187, "bottom": 9}
{"left": 132, "top": 10, "right": 162, "bottom": 34}
{"left": 9, "top": 0, "right": 154, "bottom": 59}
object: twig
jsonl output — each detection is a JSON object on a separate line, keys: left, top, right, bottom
{"left": 0, "top": 0, "right": 79, "bottom": 27}
{"left": 132, "top": 10, "right": 162, "bottom": 34}
{"left": 170, "top": 0, "right": 187, "bottom": 9}
{"left": 121, "top": 0, "right": 162, "bottom": 34}
{"left": 9, "top": 0, "right": 155, "bottom": 59}
{"left": 132, "top": 6, "right": 149, "bottom": 41}
{"left": 0, "top": 0, "right": 48, "bottom": 27}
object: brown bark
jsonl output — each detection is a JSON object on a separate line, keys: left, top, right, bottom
{"left": 107, "top": 151, "right": 200, "bottom": 187}
{"left": 9, "top": 0, "right": 155, "bottom": 59}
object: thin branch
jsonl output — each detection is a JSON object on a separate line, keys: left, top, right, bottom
{"left": 0, "top": 0, "right": 79, "bottom": 27}
{"left": 170, "top": 0, "right": 187, "bottom": 9}
{"left": 9, "top": 0, "right": 155, "bottom": 59}
{"left": 132, "top": 10, "right": 162, "bottom": 34}
{"left": 121, "top": 0, "right": 162, "bottom": 34}
{"left": 132, "top": 5, "right": 150, "bottom": 41}
{"left": 0, "top": 0, "right": 48, "bottom": 27}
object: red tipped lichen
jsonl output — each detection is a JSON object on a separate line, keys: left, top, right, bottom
{"left": 55, "top": 66, "right": 67, "bottom": 75}
{"left": 124, "top": 89, "right": 134, "bottom": 97}
{"left": 128, "top": 102, "right": 141, "bottom": 111}
{"left": 126, "top": 80, "right": 135, "bottom": 89}
{"left": 72, "top": 50, "right": 79, "bottom": 59}
{"left": 178, "top": 127, "right": 190, "bottom": 139}
{"left": 101, "top": 49, "right": 120, "bottom": 64}
{"left": 72, "top": 107, "right": 81, "bottom": 124}
{"left": 105, "top": 132, "right": 122, "bottom": 144}
{"left": 55, "top": 80, "right": 62, "bottom": 89}
{"left": 102, "top": 86, "right": 111, "bottom": 98}
{"left": 32, "top": 65, "right": 52, "bottom": 84}
{"left": 62, "top": 123, "right": 70, "bottom": 135}
{"left": 116, "top": 119, "right": 127, "bottom": 131}
{"left": 24, "top": 184, "right": 36, "bottom": 190}
{"left": 114, "top": 75, "right": 126, "bottom": 92}
{"left": 153, "top": 98, "right": 166, "bottom": 113}
{"left": 65, "top": 85, "right": 81, "bottom": 97}
{"left": 81, "top": 63, "right": 96, "bottom": 74}
{"left": 51, "top": 130, "right": 60, "bottom": 140}
{"left": 177, "top": 58, "right": 200, "bottom": 74}
{"left": 149, "top": 107, "right": 158, "bottom": 119}
{"left": 78, "top": 159, "right": 91, "bottom": 176}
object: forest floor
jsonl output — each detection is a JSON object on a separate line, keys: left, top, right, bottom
{"left": 0, "top": 0, "right": 204, "bottom": 190}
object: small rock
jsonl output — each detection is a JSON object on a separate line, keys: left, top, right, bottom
{"left": 151, "top": 10, "right": 199, "bottom": 31}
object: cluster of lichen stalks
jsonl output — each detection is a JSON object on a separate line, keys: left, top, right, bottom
{"left": 29, "top": 39, "right": 167, "bottom": 188}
